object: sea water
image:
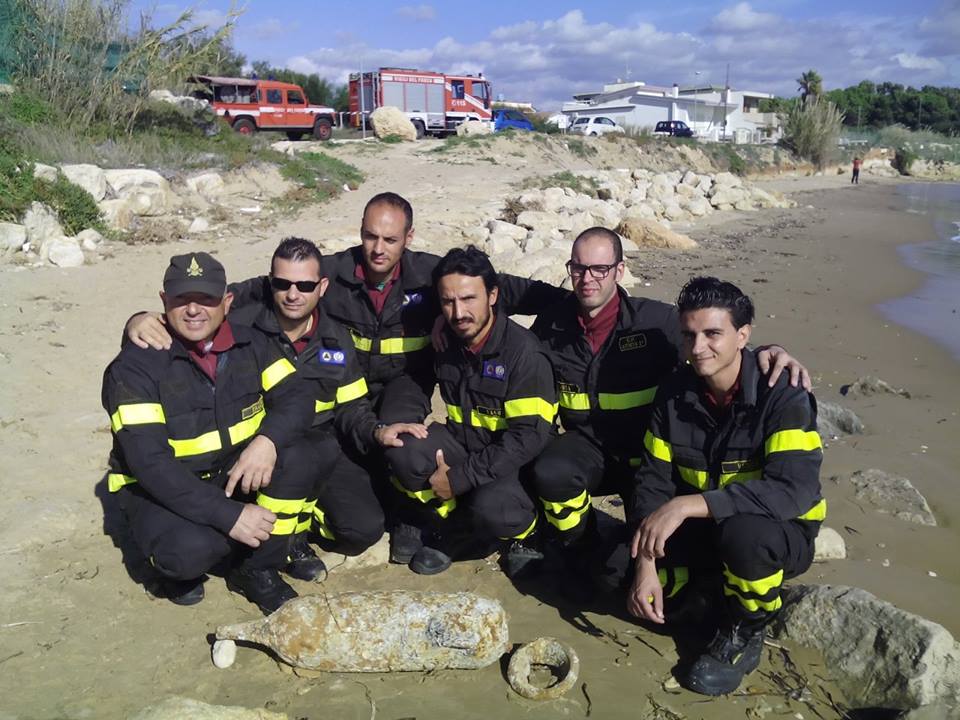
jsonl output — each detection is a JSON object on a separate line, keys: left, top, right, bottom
{"left": 878, "top": 183, "right": 960, "bottom": 361}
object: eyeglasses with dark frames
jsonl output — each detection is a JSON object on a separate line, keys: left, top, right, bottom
{"left": 270, "top": 277, "right": 321, "bottom": 293}
{"left": 565, "top": 261, "right": 618, "bottom": 280}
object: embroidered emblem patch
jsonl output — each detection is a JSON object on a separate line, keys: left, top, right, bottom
{"left": 186, "top": 256, "right": 203, "bottom": 277}
{"left": 482, "top": 361, "right": 506, "bottom": 380}
{"left": 618, "top": 333, "right": 647, "bottom": 352}
{"left": 402, "top": 292, "right": 423, "bottom": 306}
{"left": 319, "top": 349, "right": 346, "bottom": 365}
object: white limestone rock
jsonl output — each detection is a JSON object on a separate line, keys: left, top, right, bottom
{"left": 370, "top": 106, "right": 417, "bottom": 141}
{"left": 23, "top": 202, "right": 64, "bottom": 250}
{"left": 32, "top": 163, "right": 58, "bottom": 182}
{"left": 813, "top": 527, "right": 846, "bottom": 561}
{"left": 488, "top": 219, "right": 527, "bottom": 242}
{"left": 76, "top": 228, "right": 104, "bottom": 250}
{"left": 0, "top": 222, "right": 27, "bottom": 253}
{"left": 104, "top": 169, "right": 173, "bottom": 216}
{"left": 60, "top": 163, "right": 107, "bottom": 201}
{"left": 185, "top": 172, "right": 225, "bottom": 198}
{"left": 46, "top": 237, "right": 85, "bottom": 267}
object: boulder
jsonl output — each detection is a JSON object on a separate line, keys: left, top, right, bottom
{"left": 566, "top": 210, "right": 599, "bottom": 238}
{"left": 661, "top": 202, "right": 688, "bottom": 222}
{"left": 60, "top": 163, "right": 107, "bottom": 201}
{"left": 130, "top": 696, "right": 288, "bottom": 720}
{"left": 684, "top": 197, "right": 712, "bottom": 217}
{"left": 713, "top": 171, "right": 743, "bottom": 188}
{"left": 46, "top": 237, "right": 85, "bottom": 267}
{"left": 517, "top": 189, "right": 544, "bottom": 210}
{"left": 733, "top": 198, "right": 756, "bottom": 212}
{"left": 522, "top": 233, "right": 546, "bottom": 254}
{"left": 516, "top": 210, "right": 561, "bottom": 233}
{"left": 317, "top": 535, "right": 389, "bottom": 574}
{"left": 104, "top": 169, "right": 173, "bottom": 216}
{"left": 370, "top": 106, "right": 417, "bottom": 141}
{"left": 461, "top": 225, "right": 490, "bottom": 245}
{"left": 773, "top": 584, "right": 960, "bottom": 711}
{"left": 841, "top": 376, "right": 911, "bottom": 399}
{"left": 675, "top": 182, "right": 701, "bottom": 199}
{"left": 847, "top": 469, "right": 937, "bottom": 526}
{"left": 23, "top": 202, "right": 64, "bottom": 250}
{"left": 681, "top": 170, "right": 700, "bottom": 186}
{"left": 185, "top": 172, "right": 225, "bottom": 198}
{"left": 813, "top": 526, "right": 846, "bottom": 561}
{"left": 817, "top": 400, "right": 864, "bottom": 437}
{"left": 541, "top": 187, "right": 568, "bottom": 214}
{"left": 486, "top": 233, "right": 520, "bottom": 255}
{"left": 456, "top": 120, "right": 492, "bottom": 137}
{"left": 487, "top": 219, "right": 527, "bottom": 242}
{"left": 32, "top": 163, "right": 58, "bottom": 182}
{"left": 76, "top": 228, "right": 104, "bottom": 250}
{"left": 188, "top": 217, "right": 211, "bottom": 234}
{"left": 710, "top": 187, "right": 747, "bottom": 207}
{"left": 98, "top": 198, "right": 137, "bottom": 231}
{"left": 0, "top": 222, "right": 26, "bottom": 253}
{"left": 625, "top": 186, "right": 648, "bottom": 207}
{"left": 615, "top": 217, "right": 698, "bottom": 250}
{"left": 586, "top": 199, "right": 624, "bottom": 229}
{"left": 623, "top": 204, "right": 656, "bottom": 221}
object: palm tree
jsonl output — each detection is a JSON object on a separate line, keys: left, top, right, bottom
{"left": 797, "top": 70, "right": 823, "bottom": 102}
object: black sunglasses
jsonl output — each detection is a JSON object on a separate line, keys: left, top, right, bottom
{"left": 270, "top": 277, "right": 321, "bottom": 292}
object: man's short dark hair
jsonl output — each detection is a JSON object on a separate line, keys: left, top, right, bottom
{"left": 271, "top": 237, "right": 323, "bottom": 275}
{"left": 677, "top": 276, "right": 755, "bottom": 329}
{"left": 364, "top": 192, "right": 414, "bottom": 235}
{"left": 432, "top": 245, "right": 498, "bottom": 293}
{"left": 573, "top": 226, "right": 623, "bottom": 264}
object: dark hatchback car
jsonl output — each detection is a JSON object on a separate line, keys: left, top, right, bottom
{"left": 654, "top": 120, "right": 695, "bottom": 137}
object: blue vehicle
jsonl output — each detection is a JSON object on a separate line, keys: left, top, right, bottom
{"left": 492, "top": 108, "right": 534, "bottom": 132}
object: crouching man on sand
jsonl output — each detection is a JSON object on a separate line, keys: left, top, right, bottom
{"left": 627, "top": 276, "right": 824, "bottom": 695}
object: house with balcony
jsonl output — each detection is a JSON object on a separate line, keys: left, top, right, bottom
{"left": 561, "top": 80, "right": 781, "bottom": 142}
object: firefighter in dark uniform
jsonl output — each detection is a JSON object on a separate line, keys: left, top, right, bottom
{"left": 627, "top": 276, "right": 824, "bottom": 696}
{"left": 229, "top": 237, "right": 427, "bottom": 581}
{"left": 102, "top": 253, "right": 319, "bottom": 613}
{"left": 496, "top": 228, "right": 809, "bottom": 600}
{"left": 386, "top": 247, "right": 558, "bottom": 577}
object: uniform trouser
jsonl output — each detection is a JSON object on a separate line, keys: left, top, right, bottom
{"left": 119, "top": 446, "right": 317, "bottom": 580}
{"left": 385, "top": 422, "right": 538, "bottom": 541}
{"left": 295, "top": 427, "right": 385, "bottom": 556}
{"left": 531, "top": 430, "right": 634, "bottom": 546}
{"left": 370, "top": 372, "right": 435, "bottom": 424}
{"left": 656, "top": 514, "right": 816, "bottom": 624}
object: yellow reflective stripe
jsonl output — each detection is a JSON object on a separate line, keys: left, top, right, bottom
{"left": 543, "top": 490, "right": 591, "bottom": 532}
{"left": 446, "top": 404, "right": 464, "bottom": 423}
{"left": 677, "top": 465, "right": 709, "bottom": 490}
{"left": 657, "top": 566, "right": 690, "bottom": 599}
{"left": 271, "top": 516, "right": 299, "bottom": 535}
{"left": 598, "top": 387, "right": 657, "bottom": 410}
{"left": 380, "top": 335, "right": 431, "bottom": 354}
{"left": 643, "top": 430, "right": 673, "bottom": 463}
{"left": 107, "top": 473, "right": 137, "bottom": 492}
{"left": 390, "top": 475, "right": 457, "bottom": 518}
{"left": 723, "top": 565, "right": 783, "bottom": 597}
{"left": 797, "top": 498, "right": 827, "bottom": 521}
{"left": 765, "top": 429, "right": 822, "bottom": 456}
{"left": 471, "top": 410, "right": 507, "bottom": 431}
{"left": 228, "top": 408, "right": 265, "bottom": 446}
{"left": 296, "top": 500, "right": 317, "bottom": 533}
{"left": 718, "top": 469, "right": 762, "bottom": 488}
{"left": 559, "top": 391, "right": 590, "bottom": 411}
{"left": 505, "top": 515, "right": 538, "bottom": 541}
{"left": 315, "top": 399, "right": 336, "bottom": 413}
{"left": 504, "top": 397, "right": 558, "bottom": 423}
{"left": 111, "top": 403, "right": 166, "bottom": 431}
{"left": 723, "top": 586, "right": 783, "bottom": 613}
{"left": 256, "top": 494, "right": 305, "bottom": 515}
{"left": 261, "top": 358, "right": 296, "bottom": 391}
{"left": 336, "top": 377, "right": 368, "bottom": 404}
{"left": 541, "top": 489, "right": 589, "bottom": 515}
{"left": 168, "top": 430, "right": 222, "bottom": 457}
{"left": 312, "top": 505, "right": 334, "bottom": 539}
{"left": 351, "top": 331, "right": 373, "bottom": 352}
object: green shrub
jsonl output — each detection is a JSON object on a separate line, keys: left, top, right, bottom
{"left": 0, "top": 90, "right": 56, "bottom": 124}
{"left": 0, "top": 152, "right": 104, "bottom": 233}
{"left": 379, "top": 134, "right": 404, "bottom": 144}
{"left": 893, "top": 147, "right": 917, "bottom": 175}
{"left": 520, "top": 170, "right": 598, "bottom": 196}
{"left": 566, "top": 138, "right": 596, "bottom": 158}
{"left": 782, "top": 96, "right": 844, "bottom": 169}
{"left": 278, "top": 151, "right": 364, "bottom": 202}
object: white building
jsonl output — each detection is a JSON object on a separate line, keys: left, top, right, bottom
{"left": 561, "top": 81, "right": 780, "bottom": 143}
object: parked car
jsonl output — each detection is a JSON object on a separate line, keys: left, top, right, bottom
{"left": 654, "top": 120, "right": 695, "bottom": 138}
{"left": 492, "top": 108, "right": 534, "bottom": 132}
{"left": 568, "top": 116, "right": 625, "bottom": 136}
{"left": 188, "top": 75, "right": 337, "bottom": 141}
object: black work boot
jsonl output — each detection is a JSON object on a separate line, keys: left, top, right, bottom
{"left": 227, "top": 566, "right": 298, "bottom": 614}
{"left": 161, "top": 577, "right": 205, "bottom": 606}
{"left": 284, "top": 538, "right": 327, "bottom": 582}
{"left": 409, "top": 531, "right": 453, "bottom": 575}
{"left": 684, "top": 621, "right": 766, "bottom": 696}
{"left": 558, "top": 514, "right": 605, "bottom": 603}
{"left": 501, "top": 531, "right": 545, "bottom": 580}
{"left": 389, "top": 522, "right": 424, "bottom": 565}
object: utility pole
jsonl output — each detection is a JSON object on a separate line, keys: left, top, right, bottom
{"left": 917, "top": 97, "right": 922, "bottom": 130}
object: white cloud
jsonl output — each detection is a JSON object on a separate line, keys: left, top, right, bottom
{"left": 709, "top": 2, "right": 778, "bottom": 33}
{"left": 279, "top": 8, "right": 955, "bottom": 111}
{"left": 396, "top": 4, "right": 436, "bottom": 21}
{"left": 892, "top": 52, "right": 945, "bottom": 71}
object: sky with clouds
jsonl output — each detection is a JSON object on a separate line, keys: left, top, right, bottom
{"left": 140, "top": 0, "right": 960, "bottom": 110}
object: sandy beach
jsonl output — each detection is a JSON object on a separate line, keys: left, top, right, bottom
{"left": 0, "top": 138, "right": 957, "bottom": 719}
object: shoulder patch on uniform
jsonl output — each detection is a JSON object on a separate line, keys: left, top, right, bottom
{"left": 318, "top": 348, "right": 346, "bottom": 365}
{"left": 402, "top": 292, "right": 423, "bottom": 306}
{"left": 482, "top": 360, "right": 507, "bottom": 380}
{"left": 619, "top": 333, "right": 647, "bottom": 352}
{"left": 241, "top": 395, "right": 264, "bottom": 421}
{"left": 558, "top": 381, "right": 581, "bottom": 393}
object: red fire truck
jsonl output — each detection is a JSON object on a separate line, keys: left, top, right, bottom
{"left": 348, "top": 68, "right": 492, "bottom": 138}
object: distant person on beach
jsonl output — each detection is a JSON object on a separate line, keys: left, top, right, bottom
{"left": 852, "top": 157, "right": 862, "bottom": 184}
{"left": 626, "top": 276, "right": 824, "bottom": 696}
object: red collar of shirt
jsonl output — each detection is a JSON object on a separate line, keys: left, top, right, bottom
{"left": 355, "top": 261, "right": 401, "bottom": 315}
{"left": 577, "top": 291, "right": 620, "bottom": 354}
{"left": 700, "top": 370, "right": 742, "bottom": 418}
{"left": 180, "top": 320, "right": 236, "bottom": 383}
{"left": 291, "top": 308, "right": 320, "bottom": 356}
{"left": 465, "top": 314, "right": 496, "bottom": 356}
